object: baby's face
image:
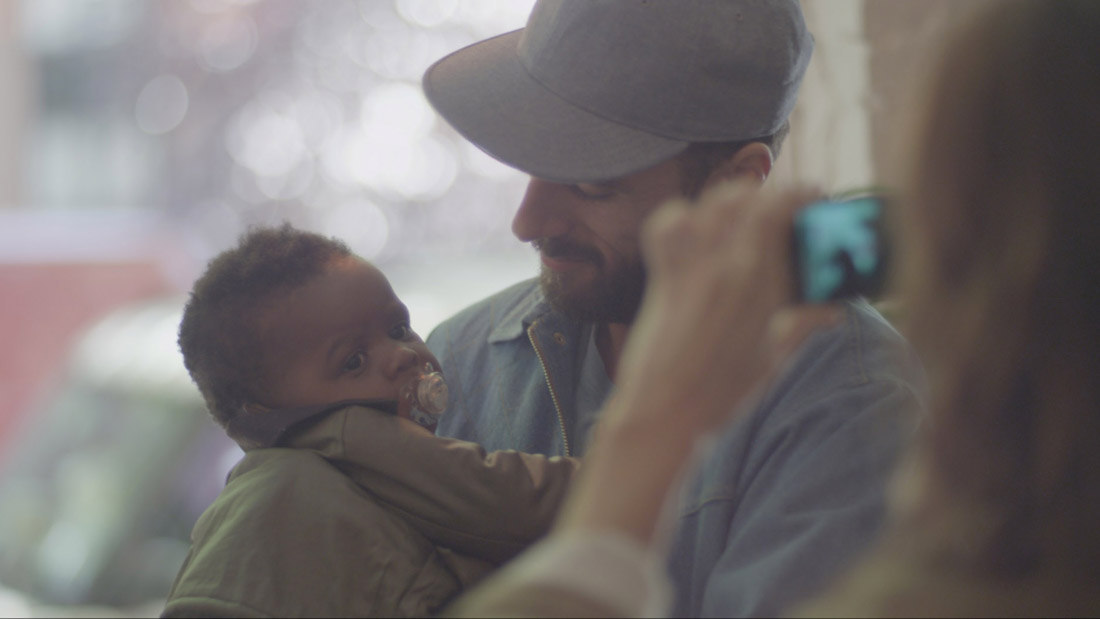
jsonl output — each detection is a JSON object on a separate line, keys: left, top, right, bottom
{"left": 254, "top": 256, "right": 441, "bottom": 420}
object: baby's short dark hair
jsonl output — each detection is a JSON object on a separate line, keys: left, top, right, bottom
{"left": 178, "top": 223, "right": 352, "bottom": 428}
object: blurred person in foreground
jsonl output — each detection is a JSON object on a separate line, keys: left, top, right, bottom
{"left": 421, "top": 1, "right": 924, "bottom": 616}
{"left": 805, "top": 1, "right": 1100, "bottom": 615}
{"left": 448, "top": 1, "right": 1100, "bottom": 616}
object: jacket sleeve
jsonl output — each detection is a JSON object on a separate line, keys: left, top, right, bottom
{"left": 292, "top": 406, "right": 581, "bottom": 564}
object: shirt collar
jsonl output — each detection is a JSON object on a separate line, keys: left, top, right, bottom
{"left": 227, "top": 398, "right": 397, "bottom": 450}
{"left": 488, "top": 285, "right": 555, "bottom": 343}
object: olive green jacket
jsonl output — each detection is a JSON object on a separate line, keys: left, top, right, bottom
{"left": 161, "top": 404, "right": 580, "bottom": 618}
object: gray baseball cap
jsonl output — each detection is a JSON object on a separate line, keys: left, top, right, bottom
{"left": 423, "top": 0, "right": 813, "bottom": 184}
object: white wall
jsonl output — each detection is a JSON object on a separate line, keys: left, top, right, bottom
{"left": 769, "top": 0, "right": 874, "bottom": 195}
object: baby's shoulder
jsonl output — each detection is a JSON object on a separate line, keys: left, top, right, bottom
{"left": 232, "top": 446, "right": 333, "bottom": 480}
{"left": 211, "top": 449, "right": 364, "bottom": 516}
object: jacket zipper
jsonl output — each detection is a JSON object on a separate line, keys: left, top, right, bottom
{"left": 527, "top": 322, "right": 571, "bottom": 457}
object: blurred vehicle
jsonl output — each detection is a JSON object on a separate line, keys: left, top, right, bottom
{"left": 0, "top": 296, "right": 243, "bottom": 613}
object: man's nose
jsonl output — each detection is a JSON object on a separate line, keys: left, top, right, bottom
{"left": 512, "top": 178, "right": 572, "bottom": 242}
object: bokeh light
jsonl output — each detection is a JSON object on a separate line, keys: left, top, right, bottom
{"left": 134, "top": 75, "right": 189, "bottom": 135}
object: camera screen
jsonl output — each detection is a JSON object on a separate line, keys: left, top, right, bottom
{"left": 794, "top": 196, "right": 887, "bottom": 302}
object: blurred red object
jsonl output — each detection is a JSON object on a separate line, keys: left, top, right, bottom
{"left": 0, "top": 262, "right": 174, "bottom": 451}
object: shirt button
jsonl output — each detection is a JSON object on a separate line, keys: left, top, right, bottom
{"left": 553, "top": 332, "right": 566, "bottom": 346}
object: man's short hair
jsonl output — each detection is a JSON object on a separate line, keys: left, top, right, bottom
{"left": 679, "top": 121, "right": 791, "bottom": 198}
{"left": 178, "top": 224, "right": 352, "bottom": 427}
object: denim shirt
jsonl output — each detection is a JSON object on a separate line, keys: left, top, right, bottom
{"left": 428, "top": 278, "right": 925, "bottom": 617}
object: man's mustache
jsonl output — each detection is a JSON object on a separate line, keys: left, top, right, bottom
{"left": 532, "top": 238, "right": 603, "bottom": 265}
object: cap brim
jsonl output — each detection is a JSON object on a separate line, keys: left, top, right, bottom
{"left": 423, "top": 30, "right": 689, "bottom": 184}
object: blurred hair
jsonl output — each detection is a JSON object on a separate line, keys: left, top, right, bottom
{"left": 804, "top": 3, "right": 1100, "bottom": 614}
{"left": 678, "top": 121, "right": 790, "bottom": 197}
{"left": 797, "top": 2, "right": 1100, "bottom": 614}
{"left": 178, "top": 223, "right": 352, "bottom": 429}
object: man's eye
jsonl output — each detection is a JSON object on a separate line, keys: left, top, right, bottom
{"left": 342, "top": 351, "right": 366, "bottom": 373}
{"left": 389, "top": 322, "right": 414, "bottom": 340}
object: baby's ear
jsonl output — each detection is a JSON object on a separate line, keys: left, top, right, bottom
{"left": 241, "top": 402, "right": 272, "bottom": 415}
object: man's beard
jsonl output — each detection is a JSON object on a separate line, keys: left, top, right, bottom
{"left": 536, "top": 238, "right": 646, "bottom": 324}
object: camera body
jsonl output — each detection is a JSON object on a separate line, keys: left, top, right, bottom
{"left": 791, "top": 194, "right": 889, "bottom": 303}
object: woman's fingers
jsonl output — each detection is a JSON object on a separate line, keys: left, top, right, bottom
{"left": 642, "top": 179, "right": 771, "bottom": 279}
{"left": 639, "top": 196, "right": 696, "bottom": 276}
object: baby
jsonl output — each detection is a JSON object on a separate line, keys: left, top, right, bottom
{"left": 162, "top": 224, "right": 579, "bottom": 618}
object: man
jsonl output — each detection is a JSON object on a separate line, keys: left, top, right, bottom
{"left": 421, "top": 1, "right": 924, "bottom": 616}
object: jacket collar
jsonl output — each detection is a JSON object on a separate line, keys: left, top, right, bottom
{"left": 228, "top": 398, "right": 397, "bottom": 450}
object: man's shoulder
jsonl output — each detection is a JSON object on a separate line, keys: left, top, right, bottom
{"left": 843, "top": 299, "right": 925, "bottom": 388}
{"left": 747, "top": 298, "right": 926, "bottom": 435}
{"left": 666, "top": 303, "right": 926, "bottom": 617}
{"left": 794, "top": 299, "right": 922, "bottom": 388}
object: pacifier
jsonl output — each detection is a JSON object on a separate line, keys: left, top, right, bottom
{"left": 402, "top": 363, "right": 449, "bottom": 428}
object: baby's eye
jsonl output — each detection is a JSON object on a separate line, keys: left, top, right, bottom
{"left": 342, "top": 351, "right": 366, "bottom": 373}
{"left": 389, "top": 322, "right": 414, "bottom": 340}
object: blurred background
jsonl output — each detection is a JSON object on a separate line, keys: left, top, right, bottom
{"left": 0, "top": 1, "right": 983, "bottom": 616}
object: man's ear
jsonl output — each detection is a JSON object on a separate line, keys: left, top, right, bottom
{"left": 703, "top": 141, "right": 774, "bottom": 189}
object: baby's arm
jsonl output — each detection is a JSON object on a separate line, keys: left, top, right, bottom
{"left": 291, "top": 405, "right": 580, "bottom": 564}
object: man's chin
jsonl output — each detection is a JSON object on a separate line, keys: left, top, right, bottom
{"left": 539, "top": 266, "right": 642, "bottom": 324}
